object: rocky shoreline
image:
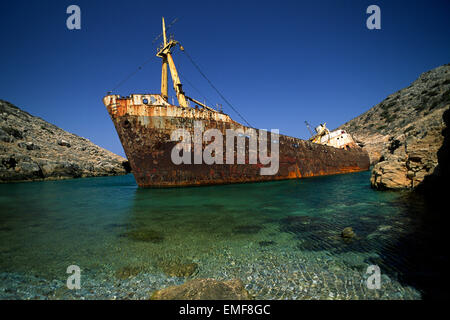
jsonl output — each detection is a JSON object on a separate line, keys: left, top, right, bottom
{"left": 0, "top": 99, "right": 130, "bottom": 183}
{"left": 339, "top": 64, "right": 450, "bottom": 190}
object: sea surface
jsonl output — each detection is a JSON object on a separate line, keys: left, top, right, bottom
{"left": 0, "top": 171, "right": 445, "bottom": 299}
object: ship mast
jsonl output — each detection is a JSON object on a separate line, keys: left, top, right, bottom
{"left": 160, "top": 18, "right": 168, "bottom": 102}
{"left": 157, "top": 17, "right": 188, "bottom": 108}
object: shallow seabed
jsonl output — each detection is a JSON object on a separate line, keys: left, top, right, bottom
{"left": 0, "top": 172, "right": 430, "bottom": 299}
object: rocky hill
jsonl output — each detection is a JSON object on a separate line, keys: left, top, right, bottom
{"left": 339, "top": 64, "right": 450, "bottom": 190}
{"left": 0, "top": 99, "right": 130, "bottom": 183}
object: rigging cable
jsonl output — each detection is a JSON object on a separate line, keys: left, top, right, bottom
{"left": 108, "top": 56, "right": 154, "bottom": 93}
{"left": 180, "top": 48, "right": 253, "bottom": 128}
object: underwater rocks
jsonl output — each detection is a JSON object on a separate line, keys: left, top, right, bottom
{"left": 258, "top": 241, "right": 276, "bottom": 247}
{"left": 339, "top": 64, "right": 450, "bottom": 189}
{"left": 115, "top": 265, "right": 147, "bottom": 280}
{"left": 122, "top": 228, "right": 164, "bottom": 243}
{"left": 0, "top": 99, "right": 130, "bottom": 183}
{"left": 158, "top": 260, "right": 198, "bottom": 278}
{"left": 341, "top": 227, "right": 356, "bottom": 239}
{"left": 150, "top": 278, "right": 251, "bottom": 300}
{"left": 279, "top": 216, "right": 322, "bottom": 234}
{"left": 232, "top": 225, "right": 263, "bottom": 234}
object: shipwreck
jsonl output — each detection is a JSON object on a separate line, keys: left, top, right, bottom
{"left": 103, "top": 18, "right": 370, "bottom": 187}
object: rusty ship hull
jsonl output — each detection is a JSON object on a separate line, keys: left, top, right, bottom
{"left": 104, "top": 94, "right": 370, "bottom": 188}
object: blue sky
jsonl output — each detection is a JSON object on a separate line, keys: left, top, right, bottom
{"left": 1, "top": 0, "right": 449, "bottom": 157}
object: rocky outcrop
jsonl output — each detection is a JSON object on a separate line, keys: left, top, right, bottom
{"left": 370, "top": 123, "right": 445, "bottom": 189}
{"left": 339, "top": 64, "right": 450, "bottom": 189}
{"left": 0, "top": 99, "right": 130, "bottom": 182}
{"left": 150, "top": 279, "right": 251, "bottom": 300}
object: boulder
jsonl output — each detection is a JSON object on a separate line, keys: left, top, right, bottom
{"left": 18, "top": 142, "right": 40, "bottom": 150}
{"left": 371, "top": 157, "right": 410, "bottom": 189}
{"left": 0, "top": 128, "right": 14, "bottom": 143}
{"left": 150, "top": 279, "right": 252, "bottom": 300}
{"left": 36, "top": 161, "right": 81, "bottom": 178}
{"left": 341, "top": 227, "right": 356, "bottom": 239}
{"left": 370, "top": 125, "right": 444, "bottom": 190}
{"left": 1, "top": 126, "right": 23, "bottom": 139}
{"left": 1, "top": 156, "right": 17, "bottom": 169}
{"left": 57, "top": 139, "right": 71, "bottom": 147}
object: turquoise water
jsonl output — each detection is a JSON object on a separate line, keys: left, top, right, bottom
{"left": 0, "top": 172, "right": 439, "bottom": 299}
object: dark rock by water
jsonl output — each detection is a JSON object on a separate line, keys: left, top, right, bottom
{"left": 0, "top": 99, "right": 131, "bottom": 182}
